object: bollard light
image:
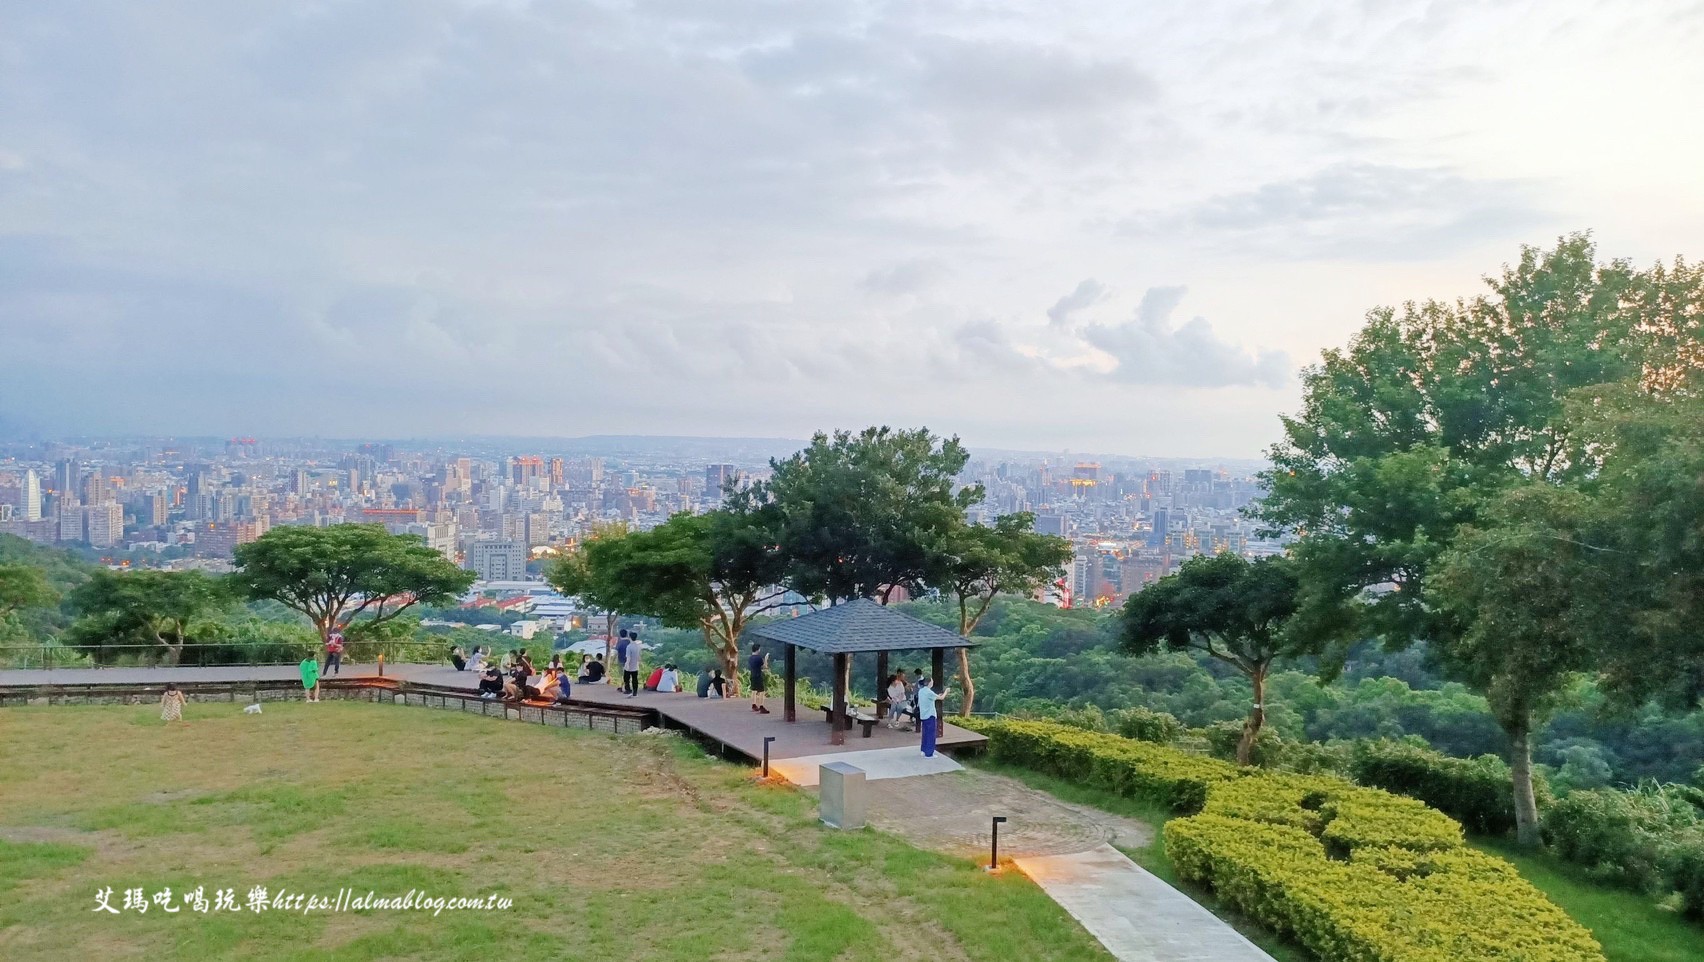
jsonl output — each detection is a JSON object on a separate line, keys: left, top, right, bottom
{"left": 763, "top": 736, "right": 777, "bottom": 779}
{"left": 989, "top": 815, "right": 1007, "bottom": 871}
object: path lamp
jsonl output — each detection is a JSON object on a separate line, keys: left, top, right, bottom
{"left": 989, "top": 816, "right": 1007, "bottom": 871}
{"left": 763, "top": 736, "right": 776, "bottom": 779}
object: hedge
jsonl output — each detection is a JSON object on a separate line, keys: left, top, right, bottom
{"left": 1350, "top": 738, "right": 1545, "bottom": 836}
{"left": 1542, "top": 783, "right": 1704, "bottom": 911}
{"left": 970, "top": 719, "right": 1604, "bottom": 962}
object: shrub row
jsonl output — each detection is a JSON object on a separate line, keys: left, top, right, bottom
{"left": 1350, "top": 738, "right": 1544, "bottom": 837}
{"left": 1543, "top": 783, "right": 1704, "bottom": 918}
{"left": 970, "top": 718, "right": 1604, "bottom": 962}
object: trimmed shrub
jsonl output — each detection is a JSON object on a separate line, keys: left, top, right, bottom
{"left": 977, "top": 719, "right": 1604, "bottom": 962}
{"left": 971, "top": 718, "right": 1236, "bottom": 812}
{"left": 1350, "top": 738, "right": 1543, "bottom": 836}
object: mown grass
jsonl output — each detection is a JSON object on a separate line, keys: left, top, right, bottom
{"left": 973, "top": 757, "right": 1704, "bottom": 962}
{"left": 0, "top": 702, "right": 1111, "bottom": 962}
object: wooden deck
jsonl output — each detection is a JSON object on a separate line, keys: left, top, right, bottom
{"left": 397, "top": 664, "right": 987, "bottom": 763}
{"left": 0, "top": 662, "right": 988, "bottom": 765}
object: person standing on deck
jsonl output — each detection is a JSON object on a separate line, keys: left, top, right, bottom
{"left": 916, "top": 676, "right": 949, "bottom": 757}
{"left": 621, "top": 630, "right": 643, "bottom": 697}
{"left": 324, "top": 627, "right": 345, "bottom": 676}
{"left": 614, "top": 629, "right": 631, "bottom": 691}
{"left": 747, "top": 643, "right": 770, "bottom": 714}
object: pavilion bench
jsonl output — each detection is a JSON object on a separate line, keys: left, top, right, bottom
{"left": 820, "top": 705, "right": 879, "bottom": 737}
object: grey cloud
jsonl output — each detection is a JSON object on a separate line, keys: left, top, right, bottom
{"left": 1082, "top": 287, "right": 1291, "bottom": 389}
{"left": 1046, "top": 278, "right": 1109, "bottom": 327}
{"left": 860, "top": 260, "right": 949, "bottom": 296}
{"left": 1123, "top": 163, "right": 1548, "bottom": 260}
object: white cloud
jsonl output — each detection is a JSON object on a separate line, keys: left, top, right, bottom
{"left": 1081, "top": 286, "right": 1291, "bottom": 389}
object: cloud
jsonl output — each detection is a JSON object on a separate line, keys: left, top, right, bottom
{"left": 1123, "top": 163, "right": 1548, "bottom": 259}
{"left": 860, "top": 259, "right": 949, "bottom": 296}
{"left": 1046, "top": 278, "right": 1109, "bottom": 327}
{"left": 1081, "top": 287, "right": 1291, "bottom": 389}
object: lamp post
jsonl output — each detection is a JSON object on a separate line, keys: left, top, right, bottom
{"left": 763, "top": 735, "right": 776, "bottom": 779}
{"left": 989, "top": 815, "right": 1007, "bottom": 871}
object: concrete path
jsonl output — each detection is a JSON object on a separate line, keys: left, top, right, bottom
{"left": 769, "top": 745, "right": 962, "bottom": 786}
{"left": 1015, "top": 845, "right": 1274, "bottom": 962}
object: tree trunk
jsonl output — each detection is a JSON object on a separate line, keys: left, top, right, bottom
{"left": 704, "top": 623, "right": 742, "bottom": 698}
{"left": 1236, "top": 665, "right": 1267, "bottom": 766}
{"left": 1508, "top": 716, "right": 1543, "bottom": 848}
{"left": 955, "top": 647, "right": 975, "bottom": 716}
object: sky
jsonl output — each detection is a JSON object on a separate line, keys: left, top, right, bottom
{"left": 2, "top": 1, "right": 1702, "bottom": 458}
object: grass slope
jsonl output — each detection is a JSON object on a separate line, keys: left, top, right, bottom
{"left": 0, "top": 703, "right": 1111, "bottom": 962}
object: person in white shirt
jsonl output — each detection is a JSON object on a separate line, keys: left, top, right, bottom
{"left": 886, "top": 673, "right": 913, "bottom": 730}
{"left": 658, "top": 663, "right": 681, "bottom": 694}
{"left": 916, "top": 676, "right": 949, "bottom": 757}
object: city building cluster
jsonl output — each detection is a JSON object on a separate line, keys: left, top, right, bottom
{"left": 0, "top": 437, "right": 1281, "bottom": 606}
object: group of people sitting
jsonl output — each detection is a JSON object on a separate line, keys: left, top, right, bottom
{"left": 449, "top": 644, "right": 622, "bottom": 705}
{"left": 884, "top": 669, "right": 933, "bottom": 731}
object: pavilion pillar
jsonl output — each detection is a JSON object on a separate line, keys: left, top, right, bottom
{"left": 875, "top": 651, "right": 889, "bottom": 719}
{"left": 830, "top": 652, "right": 848, "bottom": 746}
{"left": 784, "top": 643, "right": 797, "bottom": 723}
{"left": 931, "top": 648, "right": 946, "bottom": 695}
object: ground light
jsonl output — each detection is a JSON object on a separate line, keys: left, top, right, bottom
{"left": 762, "top": 735, "right": 776, "bottom": 779}
{"left": 989, "top": 815, "right": 1007, "bottom": 871}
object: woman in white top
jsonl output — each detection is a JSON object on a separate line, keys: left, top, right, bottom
{"left": 886, "top": 674, "right": 912, "bottom": 730}
{"left": 657, "top": 664, "right": 681, "bottom": 693}
{"left": 467, "top": 647, "right": 486, "bottom": 673}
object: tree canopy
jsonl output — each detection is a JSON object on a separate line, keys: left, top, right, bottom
{"left": 1120, "top": 552, "right": 1305, "bottom": 764}
{"left": 65, "top": 569, "right": 230, "bottom": 664}
{"left": 230, "top": 525, "right": 473, "bottom": 642}
{"left": 0, "top": 564, "right": 56, "bottom": 618}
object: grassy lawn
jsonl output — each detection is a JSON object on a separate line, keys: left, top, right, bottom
{"left": 0, "top": 703, "right": 1112, "bottom": 962}
{"left": 970, "top": 760, "right": 1314, "bottom": 962}
{"left": 973, "top": 758, "right": 1704, "bottom": 962}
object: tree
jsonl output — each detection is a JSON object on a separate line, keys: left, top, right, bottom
{"left": 1119, "top": 553, "right": 1305, "bottom": 765}
{"left": 230, "top": 525, "right": 474, "bottom": 645}
{"left": 1428, "top": 485, "right": 1620, "bottom": 845}
{"left": 930, "top": 513, "right": 1071, "bottom": 715}
{"left": 750, "top": 426, "right": 982, "bottom": 604}
{"left": 0, "top": 564, "right": 56, "bottom": 618}
{"left": 1256, "top": 235, "right": 1704, "bottom": 844}
{"left": 550, "top": 505, "right": 787, "bottom": 689}
{"left": 65, "top": 570, "right": 229, "bottom": 664}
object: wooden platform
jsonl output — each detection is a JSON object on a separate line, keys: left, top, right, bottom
{"left": 0, "top": 662, "right": 988, "bottom": 765}
{"left": 398, "top": 664, "right": 987, "bottom": 763}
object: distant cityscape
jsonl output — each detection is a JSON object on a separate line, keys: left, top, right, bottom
{"left": 0, "top": 435, "right": 1282, "bottom": 610}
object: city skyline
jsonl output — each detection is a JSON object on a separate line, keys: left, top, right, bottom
{"left": 3, "top": 3, "right": 1703, "bottom": 455}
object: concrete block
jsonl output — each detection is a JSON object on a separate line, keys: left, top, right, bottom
{"left": 819, "top": 762, "right": 867, "bottom": 830}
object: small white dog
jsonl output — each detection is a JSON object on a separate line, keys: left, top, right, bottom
{"left": 243, "top": 703, "right": 263, "bottom": 714}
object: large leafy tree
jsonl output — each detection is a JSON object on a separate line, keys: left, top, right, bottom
{"left": 1258, "top": 235, "right": 1704, "bottom": 844}
{"left": 65, "top": 569, "right": 230, "bottom": 664}
{"left": 0, "top": 564, "right": 56, "bottom": 618}
{"left": 748, "top": 426, "right": 982, "bottom": 604}
{"left": 1119, "top": 553, "right": 1305, "bottom": 764}
{"left": 550, "top": 505, "right": 787, "bottom": 688}
{"left": 230, "top": 525, "right": 474, "bottom": 644}
{"left": 931, "top": 512, "right": 1071, "bottom": 715}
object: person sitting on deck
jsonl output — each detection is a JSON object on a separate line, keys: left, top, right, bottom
{"left": 450, "top": 646, "right": 467, "bottom": 671}
{"left": 579, "top": 654, "right": 606, "bottom": 684}
{"left": 509, "top": 663, "right": 539, "bottom": 701}
{"left": 517, "top": 649, "right": 535, "bottom": 677}
{"left": 657, "top": 663, "right": 681, "bottom": 693}
{"left": 477, "top": 664, "right": 504, "bottom": 699}
{"left": 538, "top": 666, "right": 565, "bottom": 701}
{"left": 553, "top": 669, "right": 573, "bottom": 705}
{"left": 696, "top": 666, "right": 713, "bottom": 697}
{"left": 467, "top": 646, "right": 486, "bottom": 673}
{"left": 644, "top": 665, "right": 664, "bottom": 691}
{"left": 886, "top": 673, "right": 915, "bottom": 730}
{"left": 710, "top": 668, "right": 727, "bottom": 698}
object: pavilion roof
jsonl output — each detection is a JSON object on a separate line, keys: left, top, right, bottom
{"left": 747, "top": 598, "right": 975, "bottom": 654}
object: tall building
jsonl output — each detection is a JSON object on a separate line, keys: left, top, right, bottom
{"left": 83, "top": 470, "right": 110, "bottom": 506}
{"left": 1148, "top": 509, "right": 1171, "bottom": 547}
{"left": 57, "top": 500, "right": 84, "bottom": 543}
{"left": 149, "top": 491, "right": 168, "bottom": 526}
{"left": 548, "top": 457, "right": 564, "bottom": 489}
{"left": 705, "top": 464, "right": 735, "bottom": 498}
{"left": 86, "top": 501, "right": 124, "bottom": 548}
{"left": 510, "top": 456, "right": 543, "bottom": 487}
{"left": 54, "top": 460, "right": 79, "bottom": 502}
{"left": 20, "top": 469, "right": 41, "bottom": 521}
{"left": 466, "top": 540, "right": 526, "bottom": 581}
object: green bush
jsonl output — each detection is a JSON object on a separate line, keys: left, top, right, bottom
{"left": 1109, "top": 706, "right": 1184, "bottom": 744}
{"left": 1673, "top": 837, "right": 1704, "bottom": 921}
{"left": 1199, "top": 720, "right": 1286, "bottom": 767}
{"left": 977, "top": 719, "right": 1603, "bottom": 962}
{"left": 1543, "top": 783, "right": 1704, "bottom": 895}
{"left": 1350, "top": 738, "right": 1542, "bottom": 836}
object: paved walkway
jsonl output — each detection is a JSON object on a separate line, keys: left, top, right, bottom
{"left": 1016, "top": 845, "right": 1274, "bottom": 962}
{"left": 769, "top": 746, "right": 962, "bottom": 786}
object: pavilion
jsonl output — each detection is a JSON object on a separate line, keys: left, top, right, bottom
{"left": 747, "top": 598, "right": 976, "bottom": 746}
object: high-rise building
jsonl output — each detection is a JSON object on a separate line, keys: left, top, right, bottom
{"left": 57, "top": 500, "right": 84, "bottom": 543}
{"left": 83, "top": 470, "right": 110, "bottom": 506}
{"left": 510, "top": 456, "right": 543, "bottom": 487}
{"left": 20, "top": 469, "right": 41, "bottom": 521}
{"left": 705, "top": 464, "right": 735, "bottom": 498}
{"left": 293, "top": 469, "right": 310, "bottom": 495}
{"left": 466, "top": 540, "right": 526, "bottom": 581}
{"left": 149, "top": 491, "right": 168, "bottom": 526}
{"left": 1147, "top": 509, "right": 1171, "bottom": 547}
{"left": 54, "top": 460, "right": 79, "bottom": 502}
{"left": 548, "top": 457, "right": 564, "bottom": 489}
{"left": 86, "top": 501, "right": 124, "bottom": 548}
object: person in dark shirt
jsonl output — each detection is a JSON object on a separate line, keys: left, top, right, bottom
{"left": 477, "top": 665, "right": 504, "bottom": 699}
{"left": 747, "top": 644, "right": 769, "bottom": 714}
{"left": 710, "top": 668, "right": 727, "bottom": 699}
{"left": 449, "top": 646, "right": 467, "bottom": 671}
{"left": 580, "top": 655, "right": 606, "bottom": 684}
